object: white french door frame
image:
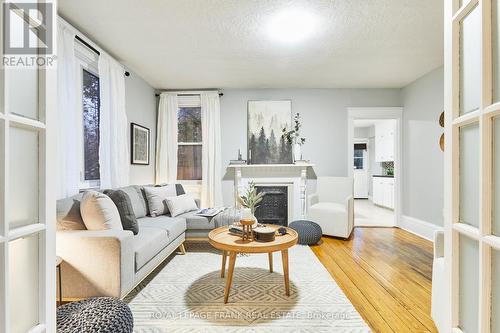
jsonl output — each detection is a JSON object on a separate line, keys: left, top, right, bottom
{"left": 0, "top": 1, "right": 57, "bottom": 332}
{"left": 347, "top": 107, "right": 402, "bottom": 227}
{"left": 445, "top": 0, "right": 500, "bottom": 332}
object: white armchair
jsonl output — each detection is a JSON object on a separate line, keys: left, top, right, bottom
{"left": 307, "top": 177, "right": 354, "bottom": 238}
{"left": 431, "top": 230, "right": 445, "bottom": 332}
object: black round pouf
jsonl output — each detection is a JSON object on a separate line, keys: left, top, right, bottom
{"left": 289, "top": 220, "right": 323, "bottom": 245}
{"left": 57, "top": 297, "right": 133, "bottom": 333}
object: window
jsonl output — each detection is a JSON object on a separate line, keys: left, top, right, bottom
{"left": 177, "top": 95, "right": 202, "bottom": 180}
{"left": 82, "top": 69, "right": 100, "bottom": 181}
{"left": 76, "top": 40, "right": 100, "bottom": 188}
{"left": 353, "top": 143, "right": 367, "bottom": 170}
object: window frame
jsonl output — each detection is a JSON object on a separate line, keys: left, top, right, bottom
{"left": 75, "top": 41, "right": 100, "bottom": 190}
{"left": 353, "top": 140, "right": 368, "bottom": 170}
{"left": 177, "top": 95, "right": 202, "bottom": 186}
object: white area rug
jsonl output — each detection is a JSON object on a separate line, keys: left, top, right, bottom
{"left": 125, "top": 242, "right": 371, "bottom": 332}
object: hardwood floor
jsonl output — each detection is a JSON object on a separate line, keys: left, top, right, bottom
{"left": 310, "top": 227, "right": 437, "bottom": 333}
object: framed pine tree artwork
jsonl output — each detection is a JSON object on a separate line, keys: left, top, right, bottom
{"left": 247, "top": 100, "right": 292, "bottom": 164}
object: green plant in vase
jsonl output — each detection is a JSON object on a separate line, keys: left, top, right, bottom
{"left": 237, "top": 181, "right": 265, "bottom": 215}
{"left": 282, "top": 113, "right": 306, "bottom": 162}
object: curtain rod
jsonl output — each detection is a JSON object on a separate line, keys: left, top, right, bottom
{"left": 154, "top": 92, "right": 223, "bottom": 97}
{"left": 74, "top": 35, "right": 130, "bottom": 77}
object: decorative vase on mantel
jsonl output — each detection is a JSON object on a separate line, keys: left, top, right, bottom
{"left": 293, "top": 142, "right": 302, "bottom": 162}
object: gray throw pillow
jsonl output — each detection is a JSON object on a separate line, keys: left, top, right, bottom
{"left": 143, "top": 185, "right": 177, "bottom": 217}
{"left": 175, "top": 184, "right": 186, "bottom": 195}
{"left": 105, "top": 190, "right": 139, "bottom": 235}
{"left": 116, "top": 185, "right": 147, "bottom": 218}
{"left": 165, "top": 194, "right": 198, "bottom": 217}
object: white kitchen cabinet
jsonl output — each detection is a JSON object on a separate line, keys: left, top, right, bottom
{"left": 374, "top": 121, "right": 395, "bottom": 162}
{"left": 372, "top": 177, "right": 394, "bottom": 209}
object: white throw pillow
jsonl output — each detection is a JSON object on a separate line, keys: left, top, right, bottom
{"left": 80, "top": 191, "right": 123, "bottom": 230}
{"left": 165, "top": 194, "right": 198, "bottom": 217}
{"left": 143, "top": 185, "right": 177, "bottom": 217}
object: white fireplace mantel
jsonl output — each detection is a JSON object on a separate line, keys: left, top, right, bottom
{"left": 227, "top": 163, "right": 315, "bottom": 169}
{"left": 227, "top": 163, "right": 315, "bottom": 221}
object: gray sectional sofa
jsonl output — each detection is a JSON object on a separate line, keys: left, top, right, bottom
{"left": 56, "top": 184, "right": 214, "bottom": 300}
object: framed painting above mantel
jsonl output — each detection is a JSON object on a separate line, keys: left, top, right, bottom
{"left": 247, "top": 100, "right": 292, "bottom": 164}
{"left": 131, "top": 122, "right": 150, "bottom": 165}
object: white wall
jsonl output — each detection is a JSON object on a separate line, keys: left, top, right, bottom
{"left": 219, "top": 89, "right": 402, "bottom": 205}
{"left": 354, "top": 126, "right": 370, "bottom": 138}
{"left": 402, "top": 67, "right": 444, "bottom": 226}
{"left": 125, "top": 69, "right": 157, "bottom": 185}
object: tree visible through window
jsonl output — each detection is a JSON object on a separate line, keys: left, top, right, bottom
{"left": 82, "top": 69, "right": 100, "bottom": 181}
{"left": 177, "top": 107, "right": 202, "bottom": 180}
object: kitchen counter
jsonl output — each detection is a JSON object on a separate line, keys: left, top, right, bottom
{"left": 372, "top": 175, "right": 394, "bottom": 178}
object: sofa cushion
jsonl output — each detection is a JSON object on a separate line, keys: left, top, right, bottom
{"left": 57, "top": 193, "right": 86, "bottom": 230}
{"left": 80, "top": 191, "right": 123, "bottom": 231}
{"left": 106, "top": 190, "right": 139, "bottom": 235}
{"left": 179, "top": 211, "right": 213, "bottom": 230}
{"left": 165, "top": 194, "right": 198, "bottom": 217}
{"left": 143, "top": 185, "right": 177, "bottom": 217}
{"left": 116, "top": 186, "right": 147, "bottom": 218}
{"left": 137, "top": 216, "right": 186, "bottom": 241}
{"left": 133, "top": 227, "right": 169, "bottom": 271}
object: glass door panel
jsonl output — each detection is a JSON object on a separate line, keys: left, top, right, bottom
{"left": 6, "top": 68, "right": 39, "bottom": 120}
{"left": 459, "top": 123, "right": 480, "bottom": 227}
{"left": 8, "top": 234, "right": 39, "bottom": 333}
{"left": 8, "top": 126, "right": 39, "bottom": 229}
{"left": 459, "top": 235, "right": 479, "bottom": 333}
{"left": 492, "top": 249, "right": 500, "bottom": 332}
{"left": 459, "top": 7, "right": 481, "bottom": 115}
{"left": 494, "top": 117, "right": 500, "bottom": 235}
{"left": 493, "top": 0, "right": 500, "bottom": 102}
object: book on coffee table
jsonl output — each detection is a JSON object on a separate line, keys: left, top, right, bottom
{"left": 196, "top": 207, "right": 227, "bottom": 217}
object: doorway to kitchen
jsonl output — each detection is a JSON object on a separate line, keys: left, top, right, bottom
{"left": 347, "top": 108, "right": 403, "bottom": 228}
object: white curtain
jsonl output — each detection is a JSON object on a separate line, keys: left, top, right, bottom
{"left": 155, "top": 93, "right": 179, "bottom": 184}
{"left": 56, "top": 21, "right": 80, "bottom": 199}
{"left": 98, "top": 53, "right": 129, "bottom": 188}
{"left": 201, "top": 92, "right": 223, "bottom": 207}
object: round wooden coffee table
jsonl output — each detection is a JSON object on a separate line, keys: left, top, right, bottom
{"left": 208, "top": 225, "right": 298, "bottom": 303}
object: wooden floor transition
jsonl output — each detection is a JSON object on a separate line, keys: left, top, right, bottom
{"left": 310, "top": 227, "right": 437, "bottom": 333}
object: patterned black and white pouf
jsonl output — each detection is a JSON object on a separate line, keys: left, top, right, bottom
{"left": 289, "top": 220, "right": 323, "bottom": 245}
{"left": 57, "top": 297, "right": 133, "bottom": 333}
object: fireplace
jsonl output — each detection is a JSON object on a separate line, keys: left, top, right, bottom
{"left": 254, "top": 186, "right": 288, "bottom": 226}
{"left": 228, "top": 163, "right": 313, "bottom": 221}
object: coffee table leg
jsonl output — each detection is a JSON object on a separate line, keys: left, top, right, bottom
{"left": 224, "top": 251, "right": 237, "bottom": 303}
{"left": 268, "top": 252, "right": 273, "bottom": 273}
{"left": 221, "top": 251, "right": 227, "bottom": 278}
{"left": 281, "top": 249, "right": 290, "bottom": 296}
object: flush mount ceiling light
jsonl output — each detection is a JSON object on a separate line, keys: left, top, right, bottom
{"left": 267, "top": 9, "right": 317, "bottom": 43}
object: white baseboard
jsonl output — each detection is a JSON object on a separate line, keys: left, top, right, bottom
{"left": 399, "top": 215, "right": 443, "bottom": 242}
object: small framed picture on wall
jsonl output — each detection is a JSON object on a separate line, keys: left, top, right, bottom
{"left": 131, "top": 123, "right": 150, "bottom": 165}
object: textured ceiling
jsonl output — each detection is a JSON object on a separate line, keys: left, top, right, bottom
{"left": 59, "top": 0, "right": 443, "bottom": 89}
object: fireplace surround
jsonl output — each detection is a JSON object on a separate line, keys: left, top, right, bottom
{"left": 227, "top": 164, "right": 315, "bottom": 223}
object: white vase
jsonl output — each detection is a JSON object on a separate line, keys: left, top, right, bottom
{"left": 241, "top": 207, "right": 257, "bottom": 225}
{"left": 293, "top": 143, "right": 302, "bottom": 162}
